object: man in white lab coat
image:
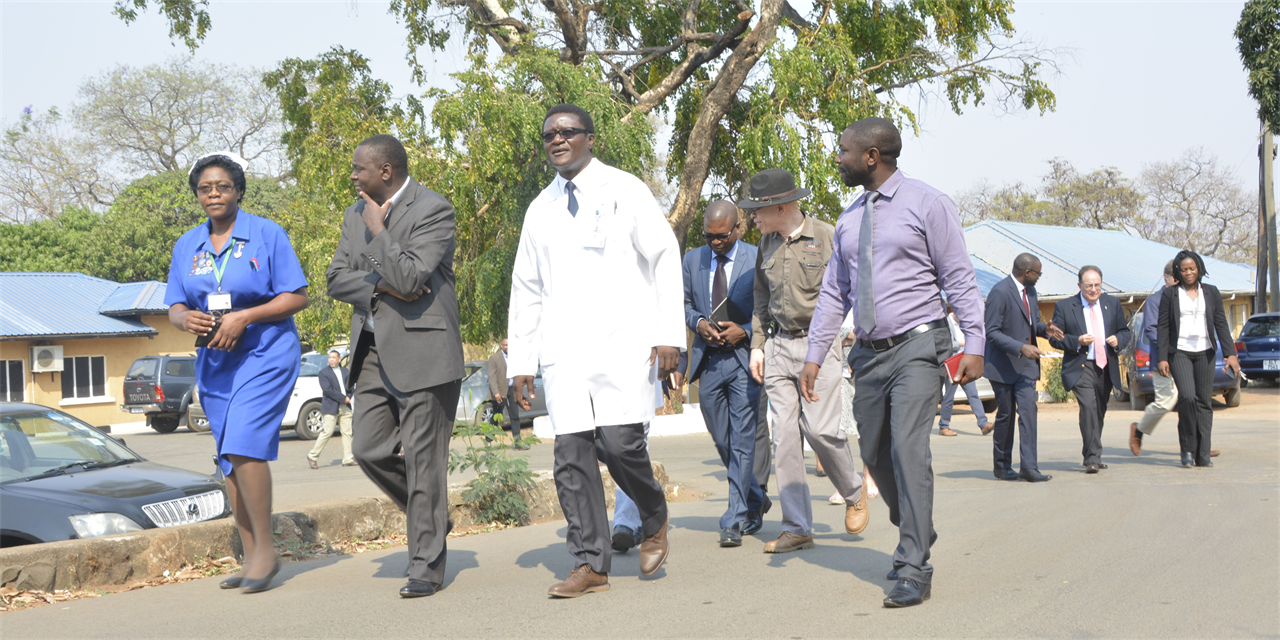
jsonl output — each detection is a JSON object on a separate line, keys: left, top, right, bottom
{"left": 509, "top": 104, "right": 685, "bottom": 598}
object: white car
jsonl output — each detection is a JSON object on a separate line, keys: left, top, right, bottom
{"left": 284, "top": 349, "right": 348, "bottom": 440}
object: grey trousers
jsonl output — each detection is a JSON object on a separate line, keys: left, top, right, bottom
{"left": 351, "top": 341, "right": 462, "bottom": 584}
{"left": 851, "top": 326, "right": 949, "bottom": 584}
{"left": 1073, "top": 362, "right": 1111, "bottom": 466}
{"left": 764, "top": 334, "right": 862, "bottom": 536}
{"left": 555, "top": 423, "right": 668, "bottom": 574}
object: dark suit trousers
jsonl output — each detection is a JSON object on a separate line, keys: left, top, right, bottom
{"left": 753, "top": 390, "right": 772, "bottom": 494}
{"left": 351, "top": 338, "right": 462, "bottom": 584}
{"left": 851, "top": 327, "right": 948, "bottom": 585}
{"left": 1170, "top": 349, "right": 1215, "bottom": 464}
{"left": 991, "top": 375, "right": 1040, "bottom": 472}
{"left": 554, "top": 423, "right": 668, "bottom": 574}
{"left": 503, "top": 384, "right": 522, "bottom": 440}
{"left": 1073, "top": 361, "right": 1111, "bottom": 466}
{"left": 698, "top": 351, "right": 763, "bottom": 528}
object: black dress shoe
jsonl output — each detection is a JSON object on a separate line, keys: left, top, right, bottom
{"left": 883, "top": 578, "right": 931, "bottom": 608}
{"left": 1182, "top": 453, "right": 1195, "bottom": 468}
{"left": 240, "top": 560, "right": 281, "bottom": 594}
{"left": 1085, "top": 463, "right": 1101, "bottom": 474}
{"left": 1096, "top": 462, "right": 1108, "bottom": 470}
{"left": 994, "top": 468, "right": 1019, "bottom": 481}
{"left": 1019, "top": 469, "right": 1052, "bottom": 482}
{"left": 219, "top": 576, "right": 242, "bottom": 589}
{"left": 399, "top": 579, "right": 441, "bottom": 598}
{"left": 1196, "top": 460, "right": 1214, "bottom": 468}
{"left": 742, "top": 511, "right": 763, "bottom": 536}
{"left": 719, "top": 526, "right": 742, "bottom": 547}
{"left": 761, "top": 494, "right": 772, "bottom": 515}
{"left": 886, "top": 567, "right": 899, "bottom": 581}
{"left": 611, "top": 525, "right": 638, "bottom": 553}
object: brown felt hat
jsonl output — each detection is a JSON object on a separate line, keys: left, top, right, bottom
{"left": 736, "top": 168, "right": 812, "bottom": 210}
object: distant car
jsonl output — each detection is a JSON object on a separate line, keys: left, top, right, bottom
{"left": 455, "top": 361, "right": 549, "bottom": 429}
{"left": 120, "top": 354, "right": 198, "bottom": 433}
{"left": 1117, "top": 309, "right": 1240, "bottom": 410}
{"left": 284, "top": 348, "right": 350, "bottom": 441}
{"left": 0, "top": 402, "right": 228, "bottom": 547}
{"left": 1235, "top": 312, "right": 1280, "bottom": 384}
{"left": 952, "top": 376, "right": 997, "bottom": 414}
{"left": 187, "top": 387, "right": 210, "bottom": 432}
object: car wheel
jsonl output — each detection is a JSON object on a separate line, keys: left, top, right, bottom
{"left": 981, "top": 399, "right": 997, "bottom": 414}
{"left": 187, "top": 410, "right": 211, "bottom": 433}
{"left": 1129, "top": 376, "right": 1148, "bottom": 411}
{"left": 1223, "top": 382, "right": 1241, "bottom": 408}
{"left": 150, "top": 416, "right": 179, "bottom": 434}
{"left": 473, "top": 402, "right": 497, "bottom": 427}
{"left": 1112, "top": 385, "right": 1130, "bottom": 403}
{"left": 294, "top": 401, "right": 324, "bottom": 440}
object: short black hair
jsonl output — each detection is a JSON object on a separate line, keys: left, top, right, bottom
{"left": 357, "top": 134, "right": 409, "bottom": 177}
{"left": 544, "top": 103, "right": 595, "bottom": 133}
{"left": 845, "top": 117, "right": 902, "bottom": 165}
{"left": 1078, "top": 265, "right": 1103, "bottom": 283}
{"left": 329, "top": 349, "right": 341, "bottom": 356}
{"left": 189, "top": 155, "right": 247, "bottom": 196}
{"left": 1172, "top": 250, "right": 1208, "bottom": 284}
{"left": 1012, "top": 252, "right": 1040, "bottom": 275}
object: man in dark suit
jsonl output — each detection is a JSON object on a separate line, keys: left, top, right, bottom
{"left": 326, "top": 134, "right": 465, "bottom": 598}
{"left": 307, "top": 350, "right": 355, "bottom": 468}
{"left": 1049, "top": 265, "right": 1130, "bottom": 474}
{"left": 983, "top": 253, "right": 1063, "bottom": 483}
{"left": 682, "top": 200, "right": 764, "bottom": 547}
{"left": 487, "top": 338, "right": 525, "bottom": 449}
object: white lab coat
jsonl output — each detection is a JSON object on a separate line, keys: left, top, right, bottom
{"left": 508, "top": 159, "right": 685, "bottom": 434}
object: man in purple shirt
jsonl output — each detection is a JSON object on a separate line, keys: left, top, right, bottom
{"left": 800, "top": 117, "right": 985, "bottom": 609}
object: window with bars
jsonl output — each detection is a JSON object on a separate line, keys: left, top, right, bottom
{"left": 61, "top": 356, "right": 106, "bottom": 399}
{"left": 0, "top": 360, "right": 23, "bottom": 402}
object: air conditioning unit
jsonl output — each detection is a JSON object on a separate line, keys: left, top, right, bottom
{"left": 31, "top": 345, "right": 64, "bottom": 372}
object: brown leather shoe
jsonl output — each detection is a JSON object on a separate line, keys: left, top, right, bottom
{"left": 938, "top": 427, "right": 958, "bottom": 437}
{"left": 980, "top": 422, "right": 995, "bottom": 436}
{"left": 547, "top": 564, "right": 609, "bottom": 598}
{"left": 1210, "top": 450, "right": 1220, "bottom": 457}
{"left": 1129, "top": 423, "right": 1142, "bottom": 456}
{"left": 845, "top": 481, "right": 870, "bottom": 535}
{"left": 763, "top": 531, "right": 814, "bottom": 553}
{"left": 638, "top": 515, "right": 670, "bottom": 576}
{"left": 307, "top": 457, "right": 319, "bottom": 469}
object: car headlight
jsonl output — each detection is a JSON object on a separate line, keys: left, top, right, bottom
{"left": 68, "top": 513, "right": 145, "bottom": 538}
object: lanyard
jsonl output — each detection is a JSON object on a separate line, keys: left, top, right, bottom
{"left": 210, "top": 243, "right": 234, "bottom": 292}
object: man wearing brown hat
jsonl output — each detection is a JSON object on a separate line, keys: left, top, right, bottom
{"left": 742, "top": 168, "right": 869, "bottom": 554}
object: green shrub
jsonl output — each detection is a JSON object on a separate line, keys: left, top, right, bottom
{"left": 1045, "top": 357, "right": 1072, "bottom": 403}
{"left": 449, "top": 415, "right": 536, "bottom": 526}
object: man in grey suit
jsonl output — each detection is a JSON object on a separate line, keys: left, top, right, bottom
{"left": 983, "top": 253, "right": 1062, "bottom": 483}
{"left": 487, "top": 338, "right": 525, "bottom": 449}
{"left": 326, "top": 134, "right": 465, "bottom": 598}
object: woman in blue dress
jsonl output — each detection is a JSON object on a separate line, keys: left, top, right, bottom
{"left": 165, "top": 152, "right": 309, "bottom": 594}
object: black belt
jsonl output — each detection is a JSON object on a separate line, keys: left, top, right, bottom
{"left": 777, "top": 328, "right": 809, "bottom": 339}
{"left": 858, "top": 319, "right": 948, "bottom": 352}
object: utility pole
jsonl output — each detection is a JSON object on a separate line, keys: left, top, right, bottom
{"left": 1260, "top": 124, "right": 1270, "bottom": 315}
{"left": 1265, "top": 126, "right": 1278, "bottom": 312}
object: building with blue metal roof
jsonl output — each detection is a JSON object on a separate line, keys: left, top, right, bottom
{"left": 0, "top": 273, "right": 192, "bottom": 427}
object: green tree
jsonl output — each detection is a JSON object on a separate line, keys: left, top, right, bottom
{"left": 957, "top": 158, "right": 1141, "bottom": 230}
{"left": 1236, "top": 0, "right": 1280, "bottom": 133}
{"left": 0, "top": 207, "right": 97, "bottom": 273}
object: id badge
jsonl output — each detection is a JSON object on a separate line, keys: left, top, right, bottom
{"left": 207, "top": 292, "right": 232, "bottom": 316}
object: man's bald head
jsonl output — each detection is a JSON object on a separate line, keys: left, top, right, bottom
{"left": 844, "top": 117, "right": 902, "bottom": 166}
{"left": 1012, "top": 252, "right": 1042, "bottom": 287}
{"left": 705, "top": 200, "right": 738, "bottom": 224}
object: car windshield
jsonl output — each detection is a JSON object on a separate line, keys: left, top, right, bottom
{"left": 125, "top": 359, "right": 157, "bottom": 381}
{"left": 1244, "top": 317, "right": 1280, "bottom": 337}
{"left": 299, "top": 354, "right": 328, "bottom": 377}
{"left": 164, "top": 359, "right": 195, "bottom": 377}
{"left": 0, "top": 409, "right": 138, "bottom": 484}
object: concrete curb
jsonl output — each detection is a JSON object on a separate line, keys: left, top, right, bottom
{"left": 0, "top": 462, "right": 670, "bottom": 592}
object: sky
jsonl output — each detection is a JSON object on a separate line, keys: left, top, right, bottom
{"left": 0, "top": 0, "right": 1272, "bottom": 199}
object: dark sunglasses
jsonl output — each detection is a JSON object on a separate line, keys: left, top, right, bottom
{"left": 541, "top": 128, "right": 590, "bottom": 144}
{"left": 703, "top": 226, "right": 738, "bottom": 242}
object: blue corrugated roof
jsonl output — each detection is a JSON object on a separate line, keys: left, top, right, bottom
{"left": 0, "top": 273, "right": 165, "bottom": 339}
{"left": 99, "top": 281, "right": 167, "bottom": 316}
{"left": 969, "top": 254, "right": 1008, "bottom": 298}
{"left": 964, "top": 221, "right": 1257, "bottom": 299}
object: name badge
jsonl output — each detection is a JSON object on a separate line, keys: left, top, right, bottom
{"left": 208, "top": 292, "right": 232, "bottom": 313}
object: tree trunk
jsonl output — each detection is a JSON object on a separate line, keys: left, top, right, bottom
{"left": 667, "top": 0, "right": 785, "bottom": 250}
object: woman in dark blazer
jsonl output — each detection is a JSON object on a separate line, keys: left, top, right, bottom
{"left": 1156, "top": 250, "right": 1241, "bottom": 468}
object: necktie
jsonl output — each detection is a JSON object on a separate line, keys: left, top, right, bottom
{"left": 1022, "top": 288, "right": 1034, "bottom": 346}
{"left": 1091, "top": 303, "right": 1107, "bottom": 369}
{"left": 565, "top": 181, "right": 578, "bottom": 217}
{"left": 712, "top": 254, "right": 728, "bottom": 310}
{"left": 856, "top": 192, "right": 880, "bottom": 334}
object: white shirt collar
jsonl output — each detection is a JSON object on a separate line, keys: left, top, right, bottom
{"left": 1011, "top": 275, "right": 1026, "bottom": 296}
{"left": 1080, "top": 292, "right": 1100, "bottom": 308}
{"left": 553, "top": 157, "right": 599, "bottom": 197}
{"left": 383, "top": 178, "right": 412, "bottom": 219}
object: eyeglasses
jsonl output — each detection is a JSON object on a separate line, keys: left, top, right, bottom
{"left": 703, "top": 231, "right": 734, "bottom": 242}
{"left": 1080, "top": 284, "right": 1102, "bottom": 291}
{"left": 197, "top": 183, "right": 236, "bottom": 196}
{"left": 541, "top": 128, "right": 590, "bottom": 144}
{"left": 1024, "top": 269, "right": 1041, "bottom": 276}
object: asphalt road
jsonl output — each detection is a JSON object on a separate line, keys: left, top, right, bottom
{"left": 8, "top": 385, "right": 1277, "bottom": 638}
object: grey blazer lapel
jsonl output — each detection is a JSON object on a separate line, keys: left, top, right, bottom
{"left": 385, "top": 178, "right": 420, "bottom": 233}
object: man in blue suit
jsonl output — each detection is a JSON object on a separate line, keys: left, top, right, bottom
{"left": 983, "top": 254, "right": 1062, "bottom": 482}
{"left": 683, "top": 200, "right": 764, "bottom": 547}
{"left": 1050, "top": 265, "right": 1131, "bottom": 474}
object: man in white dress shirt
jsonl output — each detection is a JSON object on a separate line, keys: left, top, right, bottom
{"left": 509, "top": 104, "right": 684, "bottom": 598}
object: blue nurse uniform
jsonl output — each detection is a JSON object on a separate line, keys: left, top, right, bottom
{"left": 165, "top": 210, "right": 308, "bottom": 476}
